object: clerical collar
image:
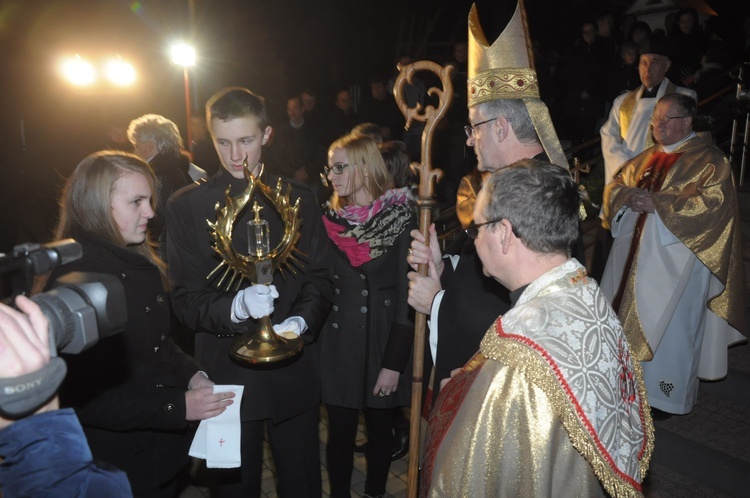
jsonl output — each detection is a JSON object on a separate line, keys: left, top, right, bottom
{"left": 290, "top": 118, "right": 305, "bottom": 129}
{"left": 661, "top": 132, "right": 696, "bottom": 153}
{"left": 641, "top": 85, "right": 659, "bottom": 98}
{"left": 509, "top": 284, "right": 528, "bottom": 308}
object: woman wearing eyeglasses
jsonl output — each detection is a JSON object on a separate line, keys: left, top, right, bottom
{"left": 319, "top": 133, "right": 416, "bottom": 498}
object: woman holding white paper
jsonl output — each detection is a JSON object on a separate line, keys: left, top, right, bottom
{"left": 43, "top": 151, "right": 234, "bottom": 497}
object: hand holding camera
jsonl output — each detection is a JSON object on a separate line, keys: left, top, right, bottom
{"left": 1, "top": 240, "right": 127, "bottom": 417}
{"left": 0, "top": 296, "right": 58, "bottom": 429}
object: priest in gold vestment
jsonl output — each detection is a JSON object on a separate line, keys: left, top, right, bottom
{"left": 601, "top": 94, "right": 746, "bottom": 415}
{"left": 421, "top": 160, "right": 653, "bottom": 497}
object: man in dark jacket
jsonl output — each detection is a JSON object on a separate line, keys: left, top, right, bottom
{"left": 166, "top": 87, "right": 333, "bottom": 498}
{"left": 267, "top": 96, "right": 318, "bottom": 182}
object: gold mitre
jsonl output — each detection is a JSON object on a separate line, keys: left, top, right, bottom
{"left": 468, "top": 2, "right": 537, "bottom": 104}
{"left": 468, "top": 1, "right": 568, "bottom": 169}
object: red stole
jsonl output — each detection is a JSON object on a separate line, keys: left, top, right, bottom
{"left": 611, "top": 151, "right": 683, "bottom": 313}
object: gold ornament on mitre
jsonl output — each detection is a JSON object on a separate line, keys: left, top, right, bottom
{"left": 207, "top": 161, "right": 306, "bottom": 364}
{"left": 468, "top": 1, "right": 568, "bottom": 169}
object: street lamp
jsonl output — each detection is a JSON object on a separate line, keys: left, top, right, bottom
{"left": 60, "top": 55, "right": 97, "bottom": 87}
{"left": 59, "top": 54, "right": 136, "bottom": 88}
{"left": 104, "top": 56, "right": 136, "bottom": 87}
{"left": 171, "top": 43, "right": 196, "bottom": 147}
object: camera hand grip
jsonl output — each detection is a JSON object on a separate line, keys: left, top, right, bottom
{"left": 0, "top": 357, "right": 67, "bottom": 418}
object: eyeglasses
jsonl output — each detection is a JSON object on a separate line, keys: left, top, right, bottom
{"left": 324, "top": 163, "right": 350, "bottom": 175}
{"left": 649, "top": 115, "right": 688, "bottom": 126}
{"left": 464, "top": 117, "right": 498, "bottom": 138}
{"left": 465, "top": 219, "right": 503, "bottom": 239}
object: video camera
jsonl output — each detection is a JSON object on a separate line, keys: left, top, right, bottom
{"left": 0, "top": 240, "right": 127, "bottom": 417}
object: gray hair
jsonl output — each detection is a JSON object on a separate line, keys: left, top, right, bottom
{"left": 479, "top": 159, "right": 579, "bottom": 256}
{"left": 127, "top": 114, "right": 183, "bottom": 155}
{"left": 474, "top": 99, "right": 539, "bottom": 144}
{"left": 658, "top": 93, "right": 697, "bottom": 120}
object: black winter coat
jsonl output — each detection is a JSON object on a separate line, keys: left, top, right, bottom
{"left": 51, "top": 229, "right": 200, "bottom": 495}
{"left": 319, "top": 207, "right": 416, "bottom": 409}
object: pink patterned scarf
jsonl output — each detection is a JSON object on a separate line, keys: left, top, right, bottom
{"left": 323, "top": 187, "right": 413, "bottom": 267}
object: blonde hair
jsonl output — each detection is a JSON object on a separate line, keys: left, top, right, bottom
{"left": 55, "top": 151, "right": 167, "bottom": 279}
{"left": 328, "top": 133, "right": 392, "bottom": 209}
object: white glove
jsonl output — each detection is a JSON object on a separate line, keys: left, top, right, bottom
{"left": 272, "top": 316, "right": 308, "bottom": 337}
{"left": 231, "top": 284, "right": 278, "bottom": 323}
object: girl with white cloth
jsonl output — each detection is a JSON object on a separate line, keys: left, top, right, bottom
{"left": 44, "top": 151, "right": 234, "bottom": 497}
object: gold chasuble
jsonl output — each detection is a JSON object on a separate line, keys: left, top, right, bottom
{"left": 610, "top": 151, "right": 683, "bottom": 315}
{"left": 421, "top": 260, "right": 653, "bottom": 497}
{"left": 603, "top": 135, "right": 746, "bottom": 362}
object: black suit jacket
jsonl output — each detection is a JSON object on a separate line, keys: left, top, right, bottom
{"left": 166, "top": 169, "right": 334, "bottom": 422}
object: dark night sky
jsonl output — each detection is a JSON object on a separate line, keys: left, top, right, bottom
{"left": 0, "top": 0, "right": 746, "bottom": 249}
{"left": 0, "top": 0, "right": 746, "bottom": 154}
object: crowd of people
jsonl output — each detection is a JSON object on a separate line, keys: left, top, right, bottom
{"left": 541, "top": 8, "right": 746, "bottom": 146}
{"left": 1, "top": 2, "right": 748, "bottom": 498}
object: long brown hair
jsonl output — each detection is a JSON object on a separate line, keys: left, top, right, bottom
{"left": 55, "top": 151, "right": 167, "bottom": 280}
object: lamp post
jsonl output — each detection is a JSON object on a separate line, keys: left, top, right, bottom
{"left": 171, "top": 43, "right": 196, "bottom": 148}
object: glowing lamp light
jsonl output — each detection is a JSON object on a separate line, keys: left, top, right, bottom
{"left": 61, "top": 55, "right": 96, "bottom": 86}
{"left": 104, "top": 57, "right": 136, "bottom": 86}
{"left": 171, "top": 44, "right": 195, "bottom": 66}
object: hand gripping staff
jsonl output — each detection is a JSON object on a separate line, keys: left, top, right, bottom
{"left": 393, "top": 60, "right": 454, "bottom": 498}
